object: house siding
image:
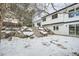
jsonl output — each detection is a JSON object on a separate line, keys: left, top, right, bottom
{"left": 33, "top": 19, "right": 42, "bottom": 27}
{"left": 41, "top": 3, "right": 79, "bottom": 37}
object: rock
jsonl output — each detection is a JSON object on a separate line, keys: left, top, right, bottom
{"left": 30, "top": 36, "right": 34, "bottom": 39}
{"left": 50, "top": 41, "right": 53, "bottom": 43}
{"left": 56, "top": 44, "right": 67, "bottom": 49}
{"left": 73, "top": 52, "right": 79, "bottom": 56}
{"left": 24, "top": 43, "right": 30, "bottom": 48}
{"left": 8, "top": 36, "right": 12, "bottom": 41}
{"left": 64, "top": 41, "right": 68, "bottom": 43}
{"left": 42, "top": 42, "right": 50, "bottom": 47}
{"left": 15, "top": 31, "right": 26, "bottom": 38}
{"left": 50, "top": 41, "right": 56, "bottom": 44}
{"left": 0, "top": 53, "right": 5, "bottom": 56}
{"left": 23, "top": 31, "right": 34, "bottom": 36}
{"left": 1, "top": 32, "right": 6, "bottom": 39}
{"left": 5, "top": 32, "right": 15, "bottom": 38}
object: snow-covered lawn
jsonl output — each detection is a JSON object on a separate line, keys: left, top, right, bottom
{"left": 0, "top": 35, "right": 79, "bottom": 56}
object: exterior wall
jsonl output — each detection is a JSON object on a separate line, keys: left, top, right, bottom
{"left": 42, "top": 4, "right": 79, "bottom": 26}
{"left": 42, "top": 4, "right": 79, "bottom": 36}
{"left": 42, "top": 14, "right": 64, "bottom": 25}
{"left": 64, "top": 4, "right": 79, "bottom": 22}
{"left": 44, "top": 22, "right": 79, "bottom": 36}
{"left": 33, "top": 19, "right": 42, "bottom": 27}
{"left": 44, "top": 24, "right": 69, "bottom": 35}
{"left": 51, "top": 24, "right": 69, "bottom": 35}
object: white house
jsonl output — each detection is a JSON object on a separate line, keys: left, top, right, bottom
{"left": 41, "top": 3, "right": 79, "bottom": 37}
{"left": 33, "top": 19, "right": 42, "bottom": 27}
{"left": 32, "top": 15, "right": 43, "bottom": 27}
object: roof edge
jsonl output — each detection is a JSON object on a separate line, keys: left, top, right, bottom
{"left": 42, "top": 3, "right": 78, "bottom": 18}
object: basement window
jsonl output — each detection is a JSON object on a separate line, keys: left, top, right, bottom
{"left": 53, "top": 26, "right": 55, "bottom": 30}
{"left": 56, "top": 26, "right": 59, "bottom": 30}
{"left": 53, "top": 26, "right": 59, "bottom": 30}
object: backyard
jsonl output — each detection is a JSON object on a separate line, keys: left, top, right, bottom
{"left": 0, "top": 35, "right": 79, "bottom": 56}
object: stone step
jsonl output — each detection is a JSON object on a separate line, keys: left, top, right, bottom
{"left": 32, "top": 27, "right": 43, "bottom": 37}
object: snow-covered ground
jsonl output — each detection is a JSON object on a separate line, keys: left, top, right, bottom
{"left": 0, "top": 35, "right": 79, "bottom": 56}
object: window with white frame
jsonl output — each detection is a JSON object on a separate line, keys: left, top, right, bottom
{"left": 52, "top": 14, "right": 58, "bottom": 19}
{"left": 56, "top": 26, "right": 59, "bottom": 30}
{"left": 68, "top": 9, "right": 75, "bottom": 18}
{"left": 69, "top": 25, "right": 76, "bottom": 35}
{"left": 43, "top": 18, "right": 46, "bottom": 22}
{"left": 76, "top": 7, "right": 79, "bottom": 16}
{"left": 53, "top": 26, "right": 59, "bottom": 30}
{"left": 76, "top": 24, "right": 79, "bottom": 35}
{"left": 69, "top": 24, "right": 79, "bottom": 36}
{"left": 53, "top": 26, "right": 55, "bottom": 30}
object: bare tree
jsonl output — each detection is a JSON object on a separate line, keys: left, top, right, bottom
{"left": 51, "top": 3, "right": 58, "bottom": 11}
{"left": 32, "top": 3, "right": 50, "bottom": 16}
{"left": 32, "top": 3, "right": 72, "bottom": 17}
{"left": 0, "top": 4, "right": 6, "bottom": 43}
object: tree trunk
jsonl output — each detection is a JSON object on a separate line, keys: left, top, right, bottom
{"left": 0, "top": 4, "right": 6, "bottom": 43}
{"left": 0, "top": 11, "right": 2, "bottom": 43}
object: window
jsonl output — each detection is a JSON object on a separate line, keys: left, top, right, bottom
{"left": 53, "top": 26, "right": 59, "bottom": 30}
{"left": 69, "top": 9, "right": 74, "bottom": 13}
{"left": 56, "top": 26, "right": 59, "bottom": 30}
{"left": 69, "top": 9, "right": 75, "bottom": 18}
{"left": 76, "top": 24, "right": 79, "bottom": 35}
{"left": 52, "top": 14, "right": 58, "bottom": 19}
{"left": 43, "top": 18, "right": 46, "bottom": 22}
{"left": 37, "top": 23, "right": 41, "bottom": 27}
{"left": 69, "top": 24, "right": 79, "bottom": 36}
{"left": 76, "top": 7, "right": 79, "bottom": 11}
{"left": 53, "top": 26, "right": 55, "bottom": 30}
{"left": 69, "top": 25, "right": 76, "bottom": 35}
{"left": 76, "top": 7, "right": 79, "bottom": 16}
